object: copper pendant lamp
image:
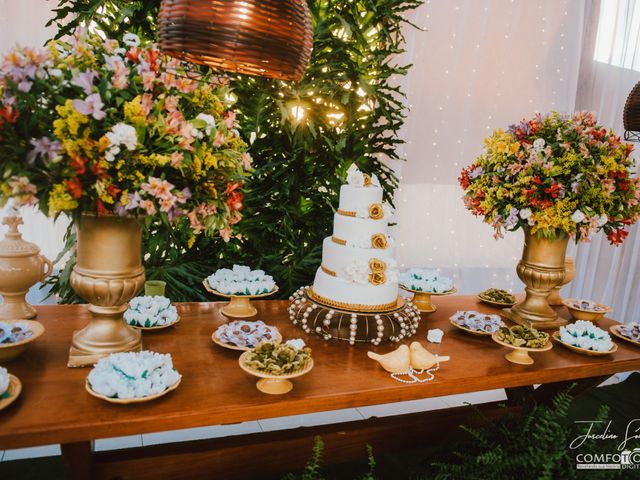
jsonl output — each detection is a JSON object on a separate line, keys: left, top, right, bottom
{"left": 158, "top": 0, "right": 313, "bottom": 82}
{"left": 623, "top": 81, "right": 640, "bottom": 142}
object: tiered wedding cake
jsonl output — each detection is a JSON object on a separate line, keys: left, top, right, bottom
{"left": 310, "top": 164, "right": 399, "bottom": 311}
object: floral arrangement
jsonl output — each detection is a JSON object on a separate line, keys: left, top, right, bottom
{"left": 0, "top": 366, "right": 8, "bottom": 397}
{"left": 87, "top": 351, "right": 181, "bottom": 399}
{"left": 0, "top": 30, "right": 251, "bottom": 241}
{"left": 451, "top": 311, "right": 502, "bottom": 333}
{"left": 0, "top": 322, "right": 32, "bottom": 344}
{"left": 124, "top": 296, "right": 178, "bottom": 328}
{"left": 215, "top": 320, "right": 280, "bottom": 349}
{"left": 243, "top": 340, "right": 311, "bottom": 375}
{"left": 559, "top": 320, "right": 613, "bottom": 352}
{"left": 400, "top": 268, "right": 453, "bottom": 293}
{"left": 206, "top": 265, "right": 276, "bottom": 295}
{"left": 346, "top": 163, "right": 381, "bottom": 188}
{"left": 459, "top": 112, "right": 640, "bottom": 244}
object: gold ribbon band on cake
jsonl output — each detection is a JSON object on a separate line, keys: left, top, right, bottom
{"left": 331, "top": 236, "right": 347, "bottom": 246}
{"left": 337, "top": 203, "right": 384, "bottom": 220}
{"left": 308, "top": 288, "right": 399, "bottom": 313}
{"left": 336, "top": 209, "right": 356, "bottom": 217}
{"left": 321, "top": 265, "right": 337, "bottom": 277}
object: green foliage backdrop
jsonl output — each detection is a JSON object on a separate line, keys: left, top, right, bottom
{"left": 47, "top": 0, "right": 423, "bottom": 301}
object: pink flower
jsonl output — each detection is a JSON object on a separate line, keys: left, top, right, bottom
{"left": 224, "top": 111, "right": 236, "bottom": 129}
{"left": 111, "top": 61, "right": 129, "bottom": 89}
{"left": 141, "top": 93, "right": 153, "bottom": 116}
{"left": 170, "top": 151, "right": 184, "bottom": 167}
{"left": 229, "top": 212, "right": 242, "bottom": 225}
{"left": 241, "top": 152, "right": 252, "bottom": 170}
{"left": 213, "top": 130, "right": 225, "bottom": 148}
{"left": 139, "top": 199, "right": 156, "bottom": 216}
{"left": 164, "top": 95, "right": 179, "bottom": 113}
{"left": 141, "top": 176, "right": 175, "bottom": 199}
{"left": 142, "top": 71, "right": 156, "bottom": 91}
{"left": 219, "top": 227, "right": 232, "bottom": 242}
{"left": 71, "top": 70, "right": 98, "bottom": 95}
{"left": 104, "top": 39, "right": 118, "bottom": 54}
{"left": 159, "top": 196, "right": 177, "bottom": 212}
{"left": 164, "top": 110, "right": 184, "bottom": 134}
{"left": 72, "top": 93, "right": 106, "bottom": 120}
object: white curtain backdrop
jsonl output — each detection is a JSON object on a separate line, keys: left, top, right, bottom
{"left": 0, "top": 0, "right": 637, "bottom": 321}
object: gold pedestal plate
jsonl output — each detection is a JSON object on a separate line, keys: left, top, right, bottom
{"left": 400, "top": 285, "right": 456, "bottom": 313}
{"left": 203, "top": 280, "right": 278, "bottom": 318}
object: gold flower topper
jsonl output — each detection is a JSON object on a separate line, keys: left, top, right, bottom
{"left": 369, "top": 271, "right": 386, "bottom": 286}
{"left": 363, "top": 174, "right": 373, "bottom": 187}
{"left": 369, "top": 258, "right": 387, "bottom": 273}
{"left": 368, "top": 203, "right": 384, "bottom": 220}
{"left": 371, "top": 233, "right": 388, "bottom": 249}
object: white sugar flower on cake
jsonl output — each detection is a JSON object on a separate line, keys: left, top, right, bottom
{"left": 207, "top": 265, "right": 276, "bottom": 295}
{"left": 344, "top": 260, "right": 371, "bottom": 285}
{"left": 559, "top": 320, "right": 613, "bottom": 352}
{"left": 124, "top": 296, "right": 178, "bottom": 328}
{"left": 346, "top": 163, "right": 366, "bottom": 187}
{"left": 400, "top": 269, "right": 453, "bottom": 293}
{"left": 0, "top": 366, "right": 9, "bottom": 396}
{"left": 87, "top": 351, "right": 181, "bottom": 399}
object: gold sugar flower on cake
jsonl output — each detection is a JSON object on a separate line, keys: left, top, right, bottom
{"left": 371, "top": 233, "right": 388, "bottom": 249}
{"left": 369, "top": 258, "right": 387, "bottom": 273}
{"left": 368, "top": 271, "right": 387, "bottom": 286}
{"left": 368, "top": 203, "right": 384, "bottom": 220}
{"left": 363, "top": 174, "right": 373, "bottom": 187}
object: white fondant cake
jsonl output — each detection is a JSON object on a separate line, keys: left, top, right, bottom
{"left": 311, "top": 164, "right": 399, "bottom": 309}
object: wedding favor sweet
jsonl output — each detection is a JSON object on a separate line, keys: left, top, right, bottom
{"left": 563, "top": 298, "right": 612, "bottom": 323}
{"left": 610, "top": 323, "right": 640, "bottom": 347}
{"left": 0, "top": 320, "right": 45, "bottom": 362}
{"left": 478, "top": 288, "right": 516, "bottom": 307}
{"left": 86, "top": 351, "right": 181, "bottom": 403}
{"left": 124, "top": 296, "right": 179, "bottom": 329}
{"left": 450, "top": 311, "right": 502, "bottom": 335}
{"left": 555, "top": 321, "right": 615, "bottom": 355}
{"left": 239, "top": 340, "right": 313, "bottom": 394}
{"left": 290, "top": 165, "right": 420, "bottom": 344}
{"left": 492, "top": 325, "right": 552, "bottom": 365}
{"left": 204, "top": 266, "right": 277, "bottom": 318}
{"left": 460, "top": 112, "right": 640, "bottom": 329}
{"left": 399, "top": 268, "right": 455, "bottom": 313}
{"left": 0, "top": 366, "right": 21, "bottom": 412}
{"left": 213, "top": 320, "right": 281, "bottom": 350}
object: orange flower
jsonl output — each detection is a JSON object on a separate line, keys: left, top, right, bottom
{"left": 65, "top": 177, "right": 82, "bottom": 199}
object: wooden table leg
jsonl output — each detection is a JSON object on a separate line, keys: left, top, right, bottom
{"left": 61, "top": 441, "right": 93, "bottom": 480}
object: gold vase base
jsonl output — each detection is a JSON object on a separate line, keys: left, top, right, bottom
{"left": 0, "top": 300, "right": 37, "bottom": 320}
{"left": 505, "top": 349, "right": 534, "bottom": 365}
{"left": 547, "top": 291, "right": 564, "bottom": 306}
{"left": 501, "top": 308, "right": 568, "bottom": 330}
{"left": 222, "top": 297, "right": 258, "bottom": 318}
{"left": 68, "top": 342, "right": 143, "bottom": 368}
{"left": 256, "top": 378, "right": 293, "bottom": 395}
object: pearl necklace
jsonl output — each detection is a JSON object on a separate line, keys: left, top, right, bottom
{"left": 390, "top": 363, "right": 440, "bottom": 384}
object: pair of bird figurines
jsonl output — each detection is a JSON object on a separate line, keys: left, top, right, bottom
{"left": 367, "top": 342, "right": 449, "bottom": 374}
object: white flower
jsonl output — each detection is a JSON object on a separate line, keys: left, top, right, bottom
{"left": 533, "top": 138, "right": 546, "bottom": 152}
{"left": 345, "top": 260, "right": 369, "bottom": 285}
{"left": 571, "top": 209, "right": 586, "bottom": 223}
{"left": 123, "top": 33, "right": 141, "bottom": 47}
{"left": 195, "top": 113, "right": 216, "bottom": 135}
{"left": 597, "top": 214, "right": 608, "bottom": 227}
{"left": 0, "top": 366, "right": 8, "bottom": 395}
{"left": 346, "top": 164, "right": 365, "bottom": 187}
{"left": 370, "top": 174, "right": 381, "bottom": 187}
{"left": 519, "top": 208, "right": 532, "bottom": 220}
{"left": 427, "top": 329, "right": 444, "bottom": 344}
{"left": 207, "top": 266, "right": 275, "bottom": 295}
{"left": 106, "top": 123, "right": 137, "bottom": 152}
{"left": 382, "top": 203, "right": 394, "bottom": 220}
{"left": 285, "top": 339, "right": 306, "bottom": 350}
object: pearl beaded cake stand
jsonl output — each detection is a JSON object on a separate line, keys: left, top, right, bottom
{"left": 289, "top": 286, "right": 422, "bottom": 345}
{"left": 400, "top": 285, "right": 457, "bottom": 313}
{"left": 203, "top": 280, "right": 278, "bottom": 318}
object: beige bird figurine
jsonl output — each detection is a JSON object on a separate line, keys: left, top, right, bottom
{"left": 367, "top": 344, "right": 411, "bottom": 373}
{"left": 409, "top": 342, "right": 450, "bottom": 370}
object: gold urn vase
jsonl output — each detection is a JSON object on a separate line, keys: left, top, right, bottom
{"left": 548, "top": 256, "right": 575, "bottom": 306}
{"left": 68, "top": 214, "right": 144, "bottom": 367}
{"left": 504, "top": 228, "right": 569, "bottom": 329}
{"left": 0, "top": 216, "right": 53, "bottom": 320}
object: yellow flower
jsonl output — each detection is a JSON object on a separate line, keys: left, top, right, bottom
{"left": 48, "top": 184, "right": 78, "bottom": 215}
{"left": 369, "top": 203, "right": 384, "bottom": 220}
{"left": 191, "top": 86, "right": 224, "bottom": 114}
{"left": 54, "top": 100, "right": 88, "bottom": 138}
{"left": 371, "top": 234, "right": 388, "bottom": 249}
{"left": 124, "top": 96, "right": 148, "bottom": 126}
{"left": 95, "top": 181, "right": 115, "bottom": 204}
{"left": 137, "top": 154, "right": 170, "bottom": 167}
{"left": 369, "top": 258, "right": 387, "bottom": 273}
{"left": 368, "top": 271, "right": 386, "bottom": 286}
{"left": 120, "top": 190, "right": 129, "bottom": 206}
{"left": 187, "top": 236, "right": 196, "bottom": 249}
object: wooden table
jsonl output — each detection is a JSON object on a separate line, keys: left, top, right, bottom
{"left": 1, "top": 297, "right": 639, "bottom": 479}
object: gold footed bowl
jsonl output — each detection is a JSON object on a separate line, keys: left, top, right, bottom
{"left": 68, "top": 214, "right": 144, "bottom": 368}
{"left": 492, "top": 333, "right": 553, "bottom": 365}
{"left": 0, "top": 320, "right": 45, "bottom": 362}
{"left": 0, "top": 374, "right": 22, "bottom": 412}
{"left": 400, "top": 285, "right": 457, "bottom": 313}
{"left": 203, "top": 280, "right": 278, "bottom": 318}
{"left": 239, "top": 351, "right": 313, "bottom": 395}
{"left": 504, "top": 229, "right": 569, "bottom": 329}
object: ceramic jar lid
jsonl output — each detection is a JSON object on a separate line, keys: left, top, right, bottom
{"left": 0, "top": 216, "right": 40, "bottom": 258}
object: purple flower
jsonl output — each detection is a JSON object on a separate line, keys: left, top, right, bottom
{"left": 26, "top": 137, "right": 62, "bottom": 164}
{"left": 71, "top": 70, "right": 98, "bottom": 95}
{"left": 72, "top": 93, "right": 106, "bottom": 120}
{"left": 17, "top": 80, "right": 32, "bottom": 92}
{"left": 571, "top": 181, "right": 580, "bottom": 194}
{"left": 469, "top": 166, "right": 484, "bottom": 179}
{"left": 504, "top": 207, "right": 519, "bottom": 229}
{"left": 124, "top": 191, "right": 142, "bottom": 210}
